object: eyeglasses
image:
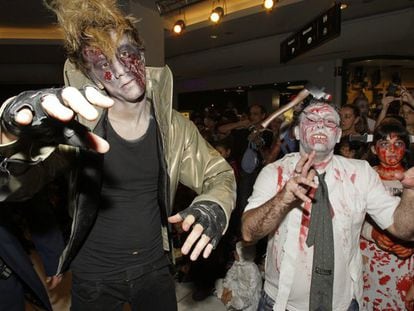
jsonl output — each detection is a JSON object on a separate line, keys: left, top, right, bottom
{"left": 302, "top": 111, "right": 339, "bottom": 129}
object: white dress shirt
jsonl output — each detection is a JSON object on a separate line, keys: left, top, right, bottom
{"left": 245, "top": 153, "right": 399, "bottom": 311}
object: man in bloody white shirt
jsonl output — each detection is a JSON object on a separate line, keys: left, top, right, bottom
{"left": 242, "top": 100, "right": 414, "bottom": 311}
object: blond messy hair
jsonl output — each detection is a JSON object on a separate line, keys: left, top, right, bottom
{"left": 44, "top": 0, "right": 143, "bottom": 74}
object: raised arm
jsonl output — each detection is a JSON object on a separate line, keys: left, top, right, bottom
{"left": 374, "top": 95, "right": 395, "bottom": 128}
{"left": 242, "top": 152, "right": 317, "bottom": 242}
{"left": 217, "top": 118, "right": 251, "bottom": 135}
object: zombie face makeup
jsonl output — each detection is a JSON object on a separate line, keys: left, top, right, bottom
{"left": 82, "top": 31, "right": 146, "bottom": 103}
{"left": 374, "top": 133, "right": 406, "bottom": 167}
{"left": 296, "top": 103, "right": 341, "bottom": 157}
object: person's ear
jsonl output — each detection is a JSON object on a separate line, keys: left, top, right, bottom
{"left": 371, "top": 145, "right": 377, "bottom": 155}
{"left": 336, "top": 128, "right": 342, "bottom": 143}
{"left": 294, "top": 126, "right": 300, "bottom": 140}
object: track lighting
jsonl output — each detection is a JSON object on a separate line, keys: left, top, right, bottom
{"left": 340, "top": 3, "right": 349, "bottom": 10}
{"left": 210, "top": 6, "right": 224, "bottom": 23}
{"left": 263, "top": 0, "right": 275, "bottom": 10}
{"left": 173, "top": 20, "right": 185, "bottom": 34}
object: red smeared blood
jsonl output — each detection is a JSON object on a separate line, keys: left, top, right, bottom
{"left": 104, "top": 71, "right": 112, "bottom": 81}
{"left": 121, "top": 53, "right": 145, "bottom": 89}
{"left": 379, "top": 275, "right": 391, "bottom": 285}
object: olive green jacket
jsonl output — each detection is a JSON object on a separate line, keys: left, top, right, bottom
{"left": 0, "top": 63, "right": 236, "bottom": 274}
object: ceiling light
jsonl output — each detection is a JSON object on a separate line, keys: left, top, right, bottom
{"left": 263, "top": 0, "right": 275, "bottom": 10}
{"left": 340, "top": 3, "right": 349, "bottom": 10}
{"left": 210, "top": 6, "right": 224, "bottom": 23}
{"left": 173, "top": 20, "right": 185, "bottom": 34}
{"left": 287, "top": 85, "right": 305, "bottom": 90}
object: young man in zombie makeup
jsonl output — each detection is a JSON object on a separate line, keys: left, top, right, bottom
{"left": 0, "top": 0, "right": 235, "bottom": 310}
{"left": 360, "top": 121, "right": 414, "bottom": 311}
{"left": 242, "top": 99, "right": 414, "bottom": 311}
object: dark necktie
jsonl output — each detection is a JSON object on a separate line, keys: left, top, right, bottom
{"left": 306, "top": 172, "right": 334, "bottom": 311}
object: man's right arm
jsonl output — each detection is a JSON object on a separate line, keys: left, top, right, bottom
{"left": 242, "top": 190, "right": 296, "bottom": 242}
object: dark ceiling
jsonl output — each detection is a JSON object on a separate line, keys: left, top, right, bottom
{"left": 0, "top": 0, "right": 413, "bottom": 83}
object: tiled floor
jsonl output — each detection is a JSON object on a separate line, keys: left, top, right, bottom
{"left": 176, "top": 281, "right": 226, "bottom": 311}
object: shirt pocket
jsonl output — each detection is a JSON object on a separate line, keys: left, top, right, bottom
{"left": 333, "top": 189, "right": 365, "bottom": 257}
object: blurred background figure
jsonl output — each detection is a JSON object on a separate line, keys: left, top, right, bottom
{"left": 353, "top": 95, "right": 376, "bottom": 132}
{"left": 334, "top": 135, "right": 366, "bottom": 160}
{"left": 340, "top": 104, "right": 369, "bottom": 137}
{"left": 213, "top": 138, "right": 240, "bottom": 183}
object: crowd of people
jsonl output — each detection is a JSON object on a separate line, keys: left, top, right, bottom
{"left": 1, "top": 1, "right": 414, "bottom": 311}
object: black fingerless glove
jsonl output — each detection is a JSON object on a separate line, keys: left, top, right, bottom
{"left": 2, "top": 88, "right": 91, "bottom": 149}
{"left": 178, "top": 200, "right": 227, "bottom": 248}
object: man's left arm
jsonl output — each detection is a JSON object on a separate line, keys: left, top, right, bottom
{"left": 386, "top": 168, "right": 414, "bottom": 240}
{"left": 168, "top": 112, "right": 236, "bottom": 260}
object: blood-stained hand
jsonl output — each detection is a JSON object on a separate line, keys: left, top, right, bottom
{"left": 279, "top": 151, "right": 318, "bottom": 206}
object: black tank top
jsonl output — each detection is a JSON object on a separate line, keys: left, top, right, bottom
{"left": 71, "top": 117, "right": 164, "bottom": 280}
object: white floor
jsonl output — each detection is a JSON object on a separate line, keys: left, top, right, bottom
{"left": 176, "top": 281, "right": 226, "bottom": 311}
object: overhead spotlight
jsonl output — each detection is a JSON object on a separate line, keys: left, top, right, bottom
{"left": 173, "top": 20, "right": 185, "bottom": 34}
{"left": 263, "top": 0, "right": 275, "bottom": 10}
{"left": 210, "top": 6, "right": 224, "bottom": 23}
{"left": 340, "top": 3, "right": 349, "bottom": 10}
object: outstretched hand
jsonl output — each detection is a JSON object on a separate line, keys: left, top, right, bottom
{"left": 4, "top": 86, "right": 113, "bottom": 153}
{"left": 168, "top": 201, "right": 226, "bottom": 261}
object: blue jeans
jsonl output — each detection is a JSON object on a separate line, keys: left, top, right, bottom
{"left": 257, "top": 290, "right": 359, "bottom": 311}
{"left": 71, "top": 265, "right": 177, "bottom": 311}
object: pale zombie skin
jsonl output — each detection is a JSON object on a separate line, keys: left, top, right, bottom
{"left": 82, "top": 32, "right": 146, "bottom": 103}
{"left": 296, "top": 103, "right": 342, "bottom": 163}
{"left": 294, "top": 103, "right": 341, "bottom": 249}
{"left": 374, "top": 133, "right": 406, "bottom": 180}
